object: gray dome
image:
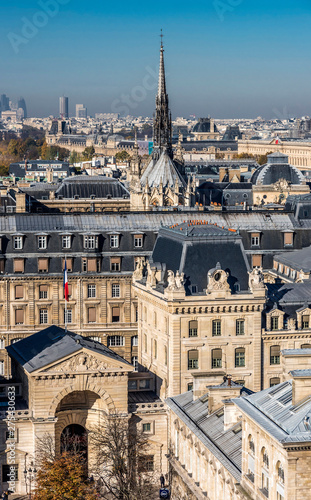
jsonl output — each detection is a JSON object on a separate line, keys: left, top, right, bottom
{"left": 251, "top": 153, "right": 305, "bottom": 186}
{"left": 193, "top": 118, "right": 218, "bottom": 133}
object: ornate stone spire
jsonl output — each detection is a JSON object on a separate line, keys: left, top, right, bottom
{"left": 153, "top": 31, "right": 172, "bottom": 155}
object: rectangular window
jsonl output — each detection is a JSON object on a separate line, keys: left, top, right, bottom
{"left": 87, "top": 258, "right": 97, "bottom": 272}
{"left": 87, "top": 284, "right": 96, "bottom": 298}
{"left": 14, "top": 258, "right": 24, "bottom": 273}
{"left": 112, "top": 307, "right": 120, "bottom": 323}
{"left": 271, "top": 316, "right": 279, "bottom": 330}
{"left": 84, "top": 235, "right": 98, "bottom": 249}
{"left": 110, "top": 257, "right": 121, "bottom": 272}
{"left": 14, "top": 236, "right": 23, "bottom": 249}
{"left": 62, "top": 235, "right": 71, "bottom": 249}
{"left": 236, "top": 319, "right": 245, "bottom": 335}
{"left": 108, "top": 336, "right": 124, "bottom": 347}
{"left": 139, "top": 455, "right": 154, "bottom": 472}
{"left": 188, "top": 350, "right": 199, "bottom": 369}
{"left": 82, "top": 258, "right": 87, "bottom": 272}
{"left": 62, "top": 258, "right": 73, "bottom": 272}
{"left": 132, "top": 356, "right": 138, "bottom": 371}
{"left": 64, "top": 309, "right": 72, "bottom": 324}
{"left": 302, "top": 315, "right": 309, "bottom": 329}
{"left": 144, "top": 334, "right": 147, "bottom": 352}
{"left": 88, "top": 307, "right": 96, "bottom": 323}
{"left": 15, "top": 309, "right": 24, "bottom": 325}
{"left": 38, "top": 235, "right": 47, "bottom": 249}
{"left": 110, "top": 235, "right": 119, "bottom": 248}
{"left": 39, "top": 285, "right": 48, "bottom": 299}
{"left": 112, "top": 284, "right": 120, "bottom": 298}
{"left": 143, "top": 423, "right": 151, "bottom": 432}
{"left": 251, "top": 233, "right": 260, "bottom": 247}
{"left": 212, "top": 320, "right": 221, "bottom": 336}
{"left": 270, "top": 345, "right": 280, "bottom": 365}
{"left": 0, "top": 260, "right": 4, "bottom": 274}
{"left": 15, "top": 285, "right": 23, "bottom": 300}
{"left": 235, "top": 348, "right": 245, "bottom": 367}
{"left": 252, "top": 254, "right": 262, "bottom": 268}
{"left": 189, "top": 320, "right": 198, "bottom": 337}
{"left": 38, "top": 258, "right": 49, "bottom": 273}
{"left": 39, "top": 309, "right": 48, "bottom": 324}
{"left": 131, "top": 336, "right": 138, "bottom": 347}
{"left": 212, "top": 349, "right": 222, "bottom": 368}
{"left": 134, "top": 234, "right": 143, "bottom": 248}
{"left": 284, "top": 232, "right": 293, "bottom": 246}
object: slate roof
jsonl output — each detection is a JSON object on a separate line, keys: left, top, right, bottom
{"left": 267, "top": 281, "right": 311, "bottom": 306}
{"left": 55, "top": 176, "right": 130, "bottom": 199}
{"left": 6, "top": 326, "right": 131, "bottom": 373}
{"left": 192, "top": 118, "right": 219, "bottom": 133}
{"left": 233, "top": 378, "right": 311, "bottom": 444}
{"left": 166, "top": 391, "right": 243, "bottom": 481}
{"left": 140, "top": 151, "right": 186, "bottom": 188}
{"left": 151, "top": 222, "right": 250, "bottom": 293}
{"left": 274, "top": 245, "right": 311, "bottom": 273}
{"left": 251, "top": 157, "right": 305, "bottom": 186}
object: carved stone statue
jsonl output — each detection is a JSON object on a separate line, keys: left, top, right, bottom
{"left": 132, "top": 257, "right": 145, "bottom": 282}
{"left": 207, "top": 266, "right": 230, "bottom": 292}
{"left": 248, "top": 267, "right": 266, "bottom": 292}
{"left": 52, "top": 353, "right": 108, "bottom": 373}
{"left": 146, "top": 261, "right": 157, "bottom": 288}
{"left": 287, "top": 317, "right": 296, "bottom": 330}
{"left": 167, "top": 270, "right": 176, "bottom": 290}
{"left": 167, "top": 270, "right": 185, "bottom": 291}
{"left": 175, "top": 271, "right": 185, "bottom": 289}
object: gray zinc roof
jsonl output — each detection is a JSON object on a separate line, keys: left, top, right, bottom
{"left": 140, "top": 151, "right": 186, "bottom": 188}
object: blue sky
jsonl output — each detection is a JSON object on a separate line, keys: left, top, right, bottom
{"left": 1, "top": 0, "right": 311, "bottom": 118}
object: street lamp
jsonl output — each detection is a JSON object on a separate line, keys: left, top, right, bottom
{"left": 24, "top": 460, "right": 37, "bottom": 499}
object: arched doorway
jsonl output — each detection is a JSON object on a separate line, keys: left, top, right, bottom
{"left": 61, "top": 424, "right": 88, "bottom": 462}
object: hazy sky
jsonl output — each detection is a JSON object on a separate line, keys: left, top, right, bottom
{"left": 1, "top": 0, "right": 311, "bottom": 119}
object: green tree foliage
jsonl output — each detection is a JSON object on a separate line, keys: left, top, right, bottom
{"left": 69, "top": 150, "right": 82, "bottom": 164}
{"left": 232, "top": 153, "right": 256, "bottom": 160}
{"left": 115, "top": 150, "right": 131, "bottom": 163}
{"left": 257, "top": 151, "right": 273, "bottom": 165}
{"left": 82, "top": 146, "right": 95, "bottom": 161}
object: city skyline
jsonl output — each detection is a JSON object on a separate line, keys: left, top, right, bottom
{"left": 1, "top": 0, "right": 311, "bottom": 119}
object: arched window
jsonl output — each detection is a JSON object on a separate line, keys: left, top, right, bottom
{"left": 277, "top": 461, "right": 285, "bottom": 484}
{"left": 262, "top": 448, "right": 269, "bottom": 469}
{"left": 247, "top": 436, "right": 255, "bottom": 483}
{"left": 154, "top": 339, "right": 157, "bottom": 359}
{"left": 212, "top": 349, "right": 222, "bottom": 368}
{"left": 270, "top": 345, "right": 280, "bottom": 365}
{"left": 189, "top": 320, "right": 198, "bottom": 337}
{"left": 249, "top": 437, "right": 255, "bottom": 454}
{"left": 188, "top": 350, "right": 199, "bottom": 370}
{"left": 270, "top": 377, "right": 280, "bottom": 387}
{"left": 235, "top": 347, "right": 245, "bottom": 367}
{"left": 154, "top": 312, "right": 157, "bottom": 328}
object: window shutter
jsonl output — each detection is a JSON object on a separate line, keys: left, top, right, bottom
{"left": 14, "top": 259, "right": 24, "bottom": 273}
{"left": 135, "top": 234, "right": 143, "bottom": 238}
{"left": 284, "top": 232, "right": 293, "bottom": 245}
{"left": 252, "top": 232, "right": 260, "bottom": 238}
{"left": 88, "top": 307, "right": 96, "bottom": 323}
{"left": 0, "top": 260, "right": 4, "bottom": 273}
{"left": 270, "top": 345, "right": 280, "bottom": 356}
{"left": 111, "top": 257, "right": 121, "bottom": 264}
{"left": 15, "top": 309, "right": 24, "bottom": 324}
{"left": 112, "top": 307, "right": 120, "bottom": 316}
{"left": 15, "top": 285, "right": 23, "bottom": 299}
{"left": 38, "top": 258, "right": 48, "bottom": 271}
{"left": 87, "top": 258, "right": 97, "bottom": 272}
{"left": 62, "top": 258, "right": 73, "bottom": 271}
{"left": 252, "top": 254, "right": 262, "bottom": 267}
{"left": 40, "top": 285, "right": 48, "bottom": 293}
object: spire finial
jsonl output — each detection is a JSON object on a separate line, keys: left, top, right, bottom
{"left": 160, "top": 29, "right": 164, "bottom": 48}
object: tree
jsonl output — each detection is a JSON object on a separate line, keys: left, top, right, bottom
{"left": 257, "top": 151, "right": 273, "bottom": 165}
{"left": 232, "top": 153, "right": 256, "bottom": 160}
{"left": 69, "top": 150, "right": 82, "bottom": 164}
{"left": 82, "top": 146, "right": 95, "bottom": 161}
{"left": 115, "top": 151, "right": 131, "bottom": 163}
{"left": 89, "top": 412, "right": 157, "bottom": 500}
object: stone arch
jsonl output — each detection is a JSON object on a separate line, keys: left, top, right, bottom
{"left": 48, "top": 383, "right": 115, "bottom": 417}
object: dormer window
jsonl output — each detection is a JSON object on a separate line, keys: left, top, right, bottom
{"left": 251, "top": 233, "right": 260, "bottom": 247}
{"left": 134, "top": 234, "right": 143, "bottom": 248}
{"left": 13, "top": 236, "right": 23, "bottom": 250}
{"left": 83, "top": 235, "right": 98, "bottom": 249}
{"left": 38, "top": 235, "right": 47, "bottom": 250}
{"left": 62, "top": 235, "right": 71, "bottom": 249}
{"left": 110, "top": 235, "right": 119, "bottom": 248}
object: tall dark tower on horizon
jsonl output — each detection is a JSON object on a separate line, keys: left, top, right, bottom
{"left": 153, "top": 32, "right": 172, "bottom": 157}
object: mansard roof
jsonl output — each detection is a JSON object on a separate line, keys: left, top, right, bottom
{"left": 192, "top": 117, "right": 219, "bottom": 133}
{"left": 140, "top": 150, "right": 186, "bottom": 188}
{"left": 6, "top": 326, "right": 131, "bottom": 373}
{"left": 251, "top": 155, "right": 305, "bottom": 186}
{"left": 55, "top": 175, "right": 130, "bottom": 199}
{"left": 274, "top": 245, "right": 311, "bottom": 273}
{"left": 151, "top": 221, "right": 250, "bottom": 293}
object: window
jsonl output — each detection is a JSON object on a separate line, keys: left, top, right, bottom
{"left": 252, "top": 254, "right": 262, "bottom": 267}
{"left": 0, "top": 361, "right": 4, "bottom": 376}
{"left": 110, "top": 257, "right": 121, "bottom": 272}
{"left": 110, "top": 235, "right": 119, "bottom": 248}
{"left": 271, "top": 316, "right": 279, "bottom": 330}
{"left": 235, "top": 347, "right": 245, "bottom": 367}
{"left": 284, "top": 232, "right": 293, "bottom": 247}
{"left": 39, "top": 309, "right": 48, "bottom": 324}
{"left": 87, "top": 284, "right": 96, "bottom": 298}
{"left": 83, "top": 235, "right": 98, "bottom": 249}
{"left": 131, "top": 336, "right": 138, "bottom": 347}
{"left": 188, "top": 350, "right": 198, "bottom": 370}
{"left": 62, "top": 235, "right": 71, "bottom": 249}
{"left": 0, "top": 339, "right": 5, "bottom": 349}
{"left": 249, "top": 438, "right": 255, "bottom": 454}
{"left": 15, "top": 285, "right": 23, "bottom": 300}
{"left": 132, "top": 356, "right": 138, "bottom": 371}
{"left": 301, "top": 344, "right": 311, "bottom": 349}
{"left": 270, "top": 377, "right": 280, "bottom": 386}
{"left": 13, "top": 236, "right": 23, "bottom": 249}
{"left": 154, "top": 339, "right": 157, "bottom": 359}
{"left": 302, "top": 315, "right": 309, "bottom": 329}
{"left": 212, "top": 320, "right": 221, "bottom": 336}
{"left": 277, "top": 464, "right": 284, "bottom": 483}
{"left": 39, "top": 285, "right": 48, "bottom": 299}
{"left": 112, "top": 307, "right": 120, "bottom": 322}
{"left": 251, "top": 233, "right": 260, "bottom": 247}
{"left": 88, "top": 307, "right": 96, "bottom": 323}
{"left": 15, "top": 309, "right": 24, "bottom": 325}
{"left": 38, "top": 258, "right": 49, "bottom": 273}
{"left": 84, "top": 257, "right": 100, "bottom": 272}
{"left": 270, "top": 345, "right": 280, "bottom": 365}
{"left": 134, "top": 234, "right": 143, "bottom": 248}
{"left": 187, "top": 383, "right": 193, "bottom": 391}
{"left": 38, "top": 235, "right": 47, "bottom": 249}
{"left": 212, "top": 349, "right": 222, "bottom": 368}
{"left": 2, "top": 464, "right": 18, "bottom": 482}
{"left": 164, "top": 345, "right": 167, "bottom": 366}
{"left": 62, "top": 258, "right": 73, "bottom": 272}
{"left": 236, "top": 319, "right": 245, "bottom": 335}
{"left": 140, "top": 455, "right": 154, "bottom": 472}
{"left": 135, "top": 307, "right": 138, "bottom": 322}
{"left": 142, "top": 423, "right": 151, "bottom": 432}
{"left": 0, "top": 260, "right": 4, "bottom": 274}
{"left": 82, "top": 258, "right": 87, "bottom": 272}
{"left": 14, "top": 258, "right": 24, "bottom": 273}
{"left": 108, "top": 336, "right": 124, "bottom": 347}
{"left": 64, "top": 309, "right": 72, "bottom": 324}
{"left": 144, "top": 334, "right": 147, "bottom": 352}
{"left": 88, "top": 336, "right": 101, "bottom": 343}
{"left": 290, "top": 269, "right": 296, "bottom": 279}
{"left": 262, "top": 450, "right": 269, "bottom": 469}
{"left": 189, "top": 320, "right": 198, "bottom": 337}
{"left": 112, "top": 284, "right": 120, "bottom": 298}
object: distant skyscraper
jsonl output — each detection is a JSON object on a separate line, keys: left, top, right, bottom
{"left": 76, "top": 104, "right": 87, "bottom": 119}
{"left": 0, "top": 94, "right": 10, "bottom": 113}
{"left": 17, "top": 97, "right": 27, "bottom": 119}
{"left": 59, "top": 96, "right": 69, "bottom": 118}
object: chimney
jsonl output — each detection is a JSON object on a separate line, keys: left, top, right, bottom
{"left": 16, "top": 192, "right": 26, "bottom": 213}
{"left": 291, "top": 370, "right": 311, "bottom": 405}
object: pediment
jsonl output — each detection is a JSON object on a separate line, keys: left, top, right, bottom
{"left": 33, "top": 349, "right": 133, "bottom": 376}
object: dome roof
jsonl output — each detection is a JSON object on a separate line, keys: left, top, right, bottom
{"left": 193, "top": 118, "right": 218, "bottom": 133}
{"left": 251, "top": 153, "right": 305, "bottom": 186}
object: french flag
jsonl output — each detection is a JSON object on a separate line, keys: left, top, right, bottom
{"left": 64, "top": 260, "right": 69, "bottom": 302}
{"left": 275, "top": 136, "right": 280, "bottom": 145}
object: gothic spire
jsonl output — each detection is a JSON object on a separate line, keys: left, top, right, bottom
{"left": 154, "top": 31, "right": 172, "bottom": 155}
